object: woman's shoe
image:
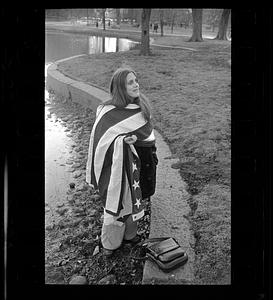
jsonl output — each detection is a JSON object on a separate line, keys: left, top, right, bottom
{"left": 102, "top": 248, "right": 114, "bottom": 257}
{"left": 123, "top": 235, "right": 142, "bottom": 245}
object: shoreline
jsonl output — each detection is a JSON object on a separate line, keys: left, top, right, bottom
{"left": 45, "top": 21, "right": 225, "bottom": 50}
{"left": 45, "top": 23, "right": 142, "bottom": 42}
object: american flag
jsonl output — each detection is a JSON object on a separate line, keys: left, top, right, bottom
{"left": 86, "top": 104, "right": 155, "bottom": 221}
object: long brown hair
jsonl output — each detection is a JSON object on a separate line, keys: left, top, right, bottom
{"left": 104, "top": 67, "right": 152, "bottom": 122}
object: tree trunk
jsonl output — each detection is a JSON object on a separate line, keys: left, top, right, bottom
{"left": 137, "top": 9, "right": 142, "bottom": 25}
{"left": 160, "top": 9, "right": 164, "bottom": 36}
{"left": 214, "top": 9, "right": 230, "bottom": 40}
{"left": 171, "top": 10, "right": 176, "bottom": 33}
{"left": 102, "top": 9, "right": 106, "bottom": 30}
{"left": 116, "top": 38, "right": 119, "bottom": 52}
{"left": 102, "top": 37, "right": 105, "bottom": 52}
{"left": 116, "top": 8, "right": 121, "bottom": 25}
{"left": 132, "top": 9, "right": 141, "bottom": 25}
{"left": 188, "top": 8, "right": 203, "bottom": 42}
{"left": 128, "top": 9, "right": 134, "bottom": 25}
{"left": 140, "top": 8, "right": 151, "bottom": 55}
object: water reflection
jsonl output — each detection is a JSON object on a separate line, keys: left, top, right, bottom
{"left": 45, "top": 92, "right": 74, "bottom": 226}
{"left": 45, "top": 31, "right": 137, "bottom": 63}
{"left": 45, "top": 63, "right": 73, "bottom": 225}
{"left": 88, "top": 36, "right": 137, "bottom": 54}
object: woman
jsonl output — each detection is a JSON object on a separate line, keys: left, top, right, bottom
{"left": 86, "top": 67, "right": 158, "bottom": 257}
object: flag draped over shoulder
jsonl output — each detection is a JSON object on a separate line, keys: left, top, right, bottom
{"left": 86, "top": 103, "right": 155, "bottom": 222}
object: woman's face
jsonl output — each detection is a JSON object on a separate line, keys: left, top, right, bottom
{"left": 126, "top": 72, "right": 140, "bottom": 98}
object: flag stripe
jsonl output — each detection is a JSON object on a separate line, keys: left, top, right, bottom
{"left": 86, "top": 105, "right": 115, "bottom": 184}
{"left": 130, "top": 121, "right": 153, "bottom": 141}
{"left": 144, "top": 130, "right": 155, "bottom": 142}
{"left": 132, "top": 209, "right": 145, "bottom": 221}
{"left": 86, "top": 103, "right": 156, "bottom": 218}
{"left": 104, "top": 136, "right": 124, "bottom": 214}
{"left": 97, "top": 138, "right": 115, "bottom": 201}
{"left": 93, "top": 106, "right": 141, "bottom": 152}
{"left": 93, "top": 112, "right": 147, "bottom": 182}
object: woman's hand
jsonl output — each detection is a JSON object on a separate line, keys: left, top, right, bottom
{"left": 124, "top": 134, "right": 137, "bottom": 144}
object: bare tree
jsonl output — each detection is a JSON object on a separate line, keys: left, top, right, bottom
{"left": 171, "top": 9, "right": 177, "bottom": 33}
{"left": 205, "top": 9, "right": 222, "bottom": 31}
{"left": 135, "top": 9, "right": 142, "bottom": 25}
{"left": 128, "top": 8, "right": 141, "bottom": 25}
{"left": 188, "top": 8, "right": 203, "bottom": 42}
{"left": 159, "top": 9, "right": 164, "bottom": 36}
{"left": 116, "top": 8, "right": 121, "bottom": 25}
{"left": 214, "top": 9, "right": 231, "bottom": 40}
{"left": 177, "top": 9, "right": 191, "bottom": 28}
{"left": 140, "top": 8, "right": 152, "bottom": 55}
{"left": 102, "top": 8, "right": 106, "bottom": 30}
{"left": 127, "top": 8, "right": 134, "bottom": 24}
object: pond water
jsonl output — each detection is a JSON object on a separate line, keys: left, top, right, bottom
{"left": 45, "top": 30, "right": 138, "bottom": 64}
{"left": 45, "top": 97, "right": 74, "bottom": 226}
{"left": 45, "top": 31, "right": 136, "bottom": 226}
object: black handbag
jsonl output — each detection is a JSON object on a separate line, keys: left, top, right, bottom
{"left": 131, "top": 237, "right": 188, "bottom": 273}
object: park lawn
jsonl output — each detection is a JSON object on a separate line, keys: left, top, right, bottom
{"left": 57, "top": 39, "right": 231, "bottom": 284}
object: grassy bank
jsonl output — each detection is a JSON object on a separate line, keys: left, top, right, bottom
{"left": 49, "top": 25, "right": 231, "bottom": 284}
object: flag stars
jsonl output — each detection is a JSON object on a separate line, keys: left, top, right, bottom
{"left": 132, "top": 162, "right": 138, "bottom": 172}
{"left": 132, "top": 180, "right": 140, "bottom": 190}
{"left": 134, "top": 198, "right": 141, "bottom": 209}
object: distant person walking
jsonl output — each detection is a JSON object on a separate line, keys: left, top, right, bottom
{"left": 96, "top": 21, "right": 98, "bottom": 28}
{"left": 86, "top": 67, "right": 158, "bottom": 257}
{"left": 153, "top": 23, "right": 158, "bottom": 33}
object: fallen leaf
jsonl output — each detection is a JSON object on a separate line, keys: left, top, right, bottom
{"left": 93, "top": 245, "right": 100, "bottom": 256}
